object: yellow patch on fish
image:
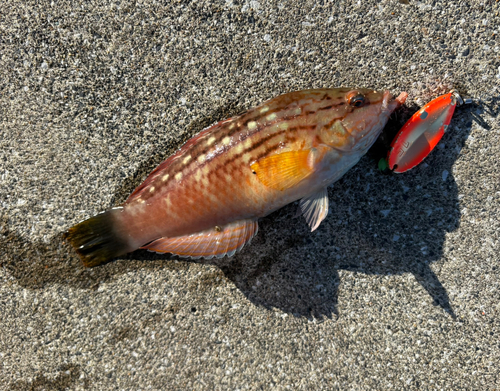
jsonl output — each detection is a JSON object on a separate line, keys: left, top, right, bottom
{"left": 251, "top": 150, "right": 312, "bottom": 191}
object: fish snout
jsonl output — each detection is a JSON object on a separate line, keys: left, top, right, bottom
{"left": 382, "top": 90, "right": 408, "bottom": 114}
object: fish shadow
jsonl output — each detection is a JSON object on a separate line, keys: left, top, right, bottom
{"left": 1, "top": 102, "right": 481, "bottom": 319}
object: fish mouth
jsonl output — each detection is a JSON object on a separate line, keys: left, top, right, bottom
{"left": 382, "top": 90, "right": 408, "bottom": 114}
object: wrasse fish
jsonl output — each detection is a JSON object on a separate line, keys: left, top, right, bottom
{"left": 66, "top": 88, "right": 408, "bottom": 267}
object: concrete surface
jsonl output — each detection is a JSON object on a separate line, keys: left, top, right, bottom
{"left": 1, "top": 0, "right": 499, "bottom": 389}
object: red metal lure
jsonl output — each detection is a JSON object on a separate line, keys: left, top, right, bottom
{"left": 388, "top": 90, "right": 466, "bottom": 173}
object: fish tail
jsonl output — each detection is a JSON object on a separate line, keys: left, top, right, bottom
{"left": 64, "top": 207, "right": 131, "bottom": 267}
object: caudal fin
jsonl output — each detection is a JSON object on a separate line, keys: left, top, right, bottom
{"left": 64, "top": 208, "right": 130, "bottom": 267}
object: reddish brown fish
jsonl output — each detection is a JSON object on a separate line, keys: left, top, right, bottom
{"left": 66, "top": 88, "right": 407, "bottom": 267}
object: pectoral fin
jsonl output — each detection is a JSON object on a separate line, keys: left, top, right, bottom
{"left": 141, "top": 219, "right": 258, "bottom": 259}
{"left": 250, "top": 150, "right": 313, "bottom": 191}
{"left": 299, "top": 188, "right": 329, "bottom": 231}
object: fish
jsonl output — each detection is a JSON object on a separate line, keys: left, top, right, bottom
{"left": 65, "top": 88, "right": 408, "bottom": 267}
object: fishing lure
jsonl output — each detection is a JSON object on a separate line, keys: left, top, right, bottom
{"left": 387, "top": 90, "right": 468, "bottom": 173}
{"left": 66, "top": 88, "right": 407, "bottom": 267}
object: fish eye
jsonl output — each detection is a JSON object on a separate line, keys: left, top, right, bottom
{"left": 347, "top": 94, "right": 366, "bottom": 107}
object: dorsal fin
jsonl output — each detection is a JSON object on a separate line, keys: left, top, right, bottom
{"left": 141, "top": 219, "right": 258, "bottom": 259}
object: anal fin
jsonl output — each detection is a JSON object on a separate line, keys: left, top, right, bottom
{"left": 298, "top": 188, "right": 329, "bottom": 232}
{"left": 141, "top": 219, "right": 258, "bottom": 259}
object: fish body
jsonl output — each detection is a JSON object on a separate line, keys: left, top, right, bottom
{"left": 66, "top": 88, "right": 407, "bottom": 266}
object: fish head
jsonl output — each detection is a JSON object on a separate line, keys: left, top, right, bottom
{"left": 321, "top": 89, "right": 408, "bottom": 154}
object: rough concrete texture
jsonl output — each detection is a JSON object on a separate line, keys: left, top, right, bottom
{"left": 1, "top": 0, "right": 499, "bottom": 389}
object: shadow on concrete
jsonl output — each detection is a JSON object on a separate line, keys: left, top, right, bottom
{"left": 2, "top": 100, "right": 484, "bottom": 320}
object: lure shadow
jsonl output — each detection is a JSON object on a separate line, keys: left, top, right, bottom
{"left": 2, "top": 102, "right": 480, "bottom": 319}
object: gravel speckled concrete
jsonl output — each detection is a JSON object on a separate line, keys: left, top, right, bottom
{"left": 1, "top": 0, "right": 499, "bottom": 389}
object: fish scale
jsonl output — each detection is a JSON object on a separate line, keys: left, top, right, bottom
{"left": 65, "top": 88, "right": 407, "bottom": 266}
